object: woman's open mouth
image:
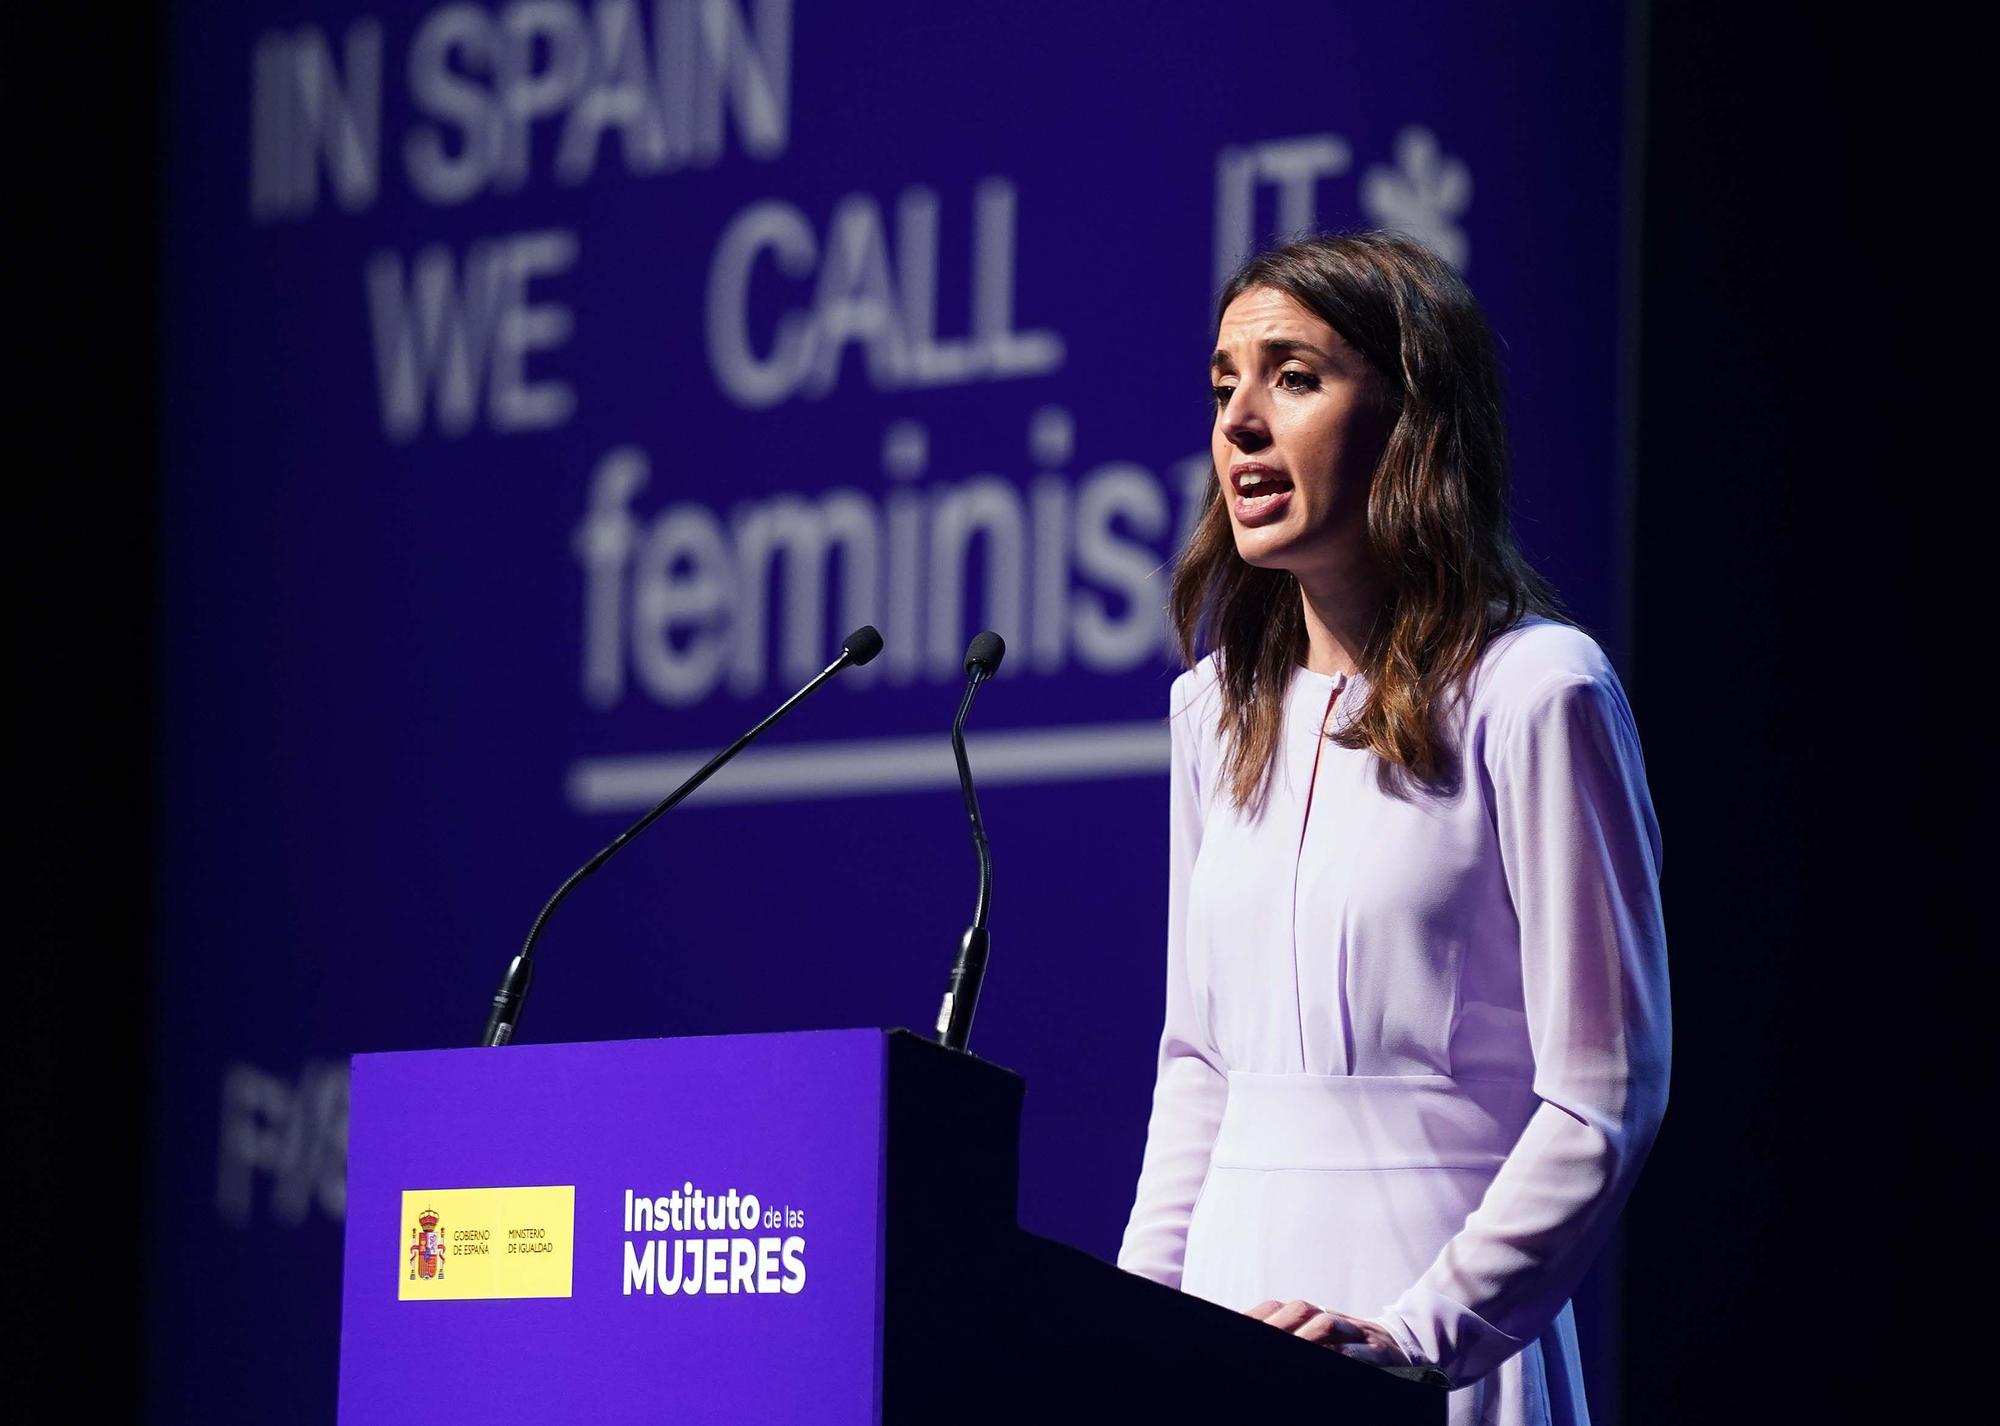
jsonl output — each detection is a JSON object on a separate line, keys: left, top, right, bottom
{"left": 1231, "top": 465, "right": 1295, "bottom": 525}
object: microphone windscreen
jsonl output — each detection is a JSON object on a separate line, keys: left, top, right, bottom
{"left": 843, "top": 625, "right": 885, "bottom": 666}
{"left": 965, "top": 630, "right": 1007, "bottom": 676}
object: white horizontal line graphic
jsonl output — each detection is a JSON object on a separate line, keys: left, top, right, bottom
{"left": 566, "top": 721, "right": 1171, "bottom": 811}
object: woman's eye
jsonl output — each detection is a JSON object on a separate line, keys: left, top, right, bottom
{"left": 1210, "top": 384, "right": 1235, "bottom": 408}
{"left": 1279, "top": 369, "right": 1319, "bottom": 392}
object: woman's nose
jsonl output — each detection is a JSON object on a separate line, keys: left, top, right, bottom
{"left": 1221, "top": 398, "right": 1270, "bottom": 452}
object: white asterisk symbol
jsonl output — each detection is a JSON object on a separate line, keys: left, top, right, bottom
{"left": 1361, "top": 126, "right": 1473, "bottom": 271}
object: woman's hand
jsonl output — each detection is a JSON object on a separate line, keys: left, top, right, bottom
{"left": 1245, "top": 1299, "right": 1413, "bottom": 1370}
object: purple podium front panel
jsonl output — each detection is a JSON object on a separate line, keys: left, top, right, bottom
{"left": 338, "top": 1029, "right": 888, "bottom": 1425}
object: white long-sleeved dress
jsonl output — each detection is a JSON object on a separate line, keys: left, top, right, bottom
{"left": 1117, "top": 618, "right": 1670, "bottom": 1426}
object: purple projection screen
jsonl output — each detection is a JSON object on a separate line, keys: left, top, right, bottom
{"left": 154, "top": 2, "right": 1638, "bottom": 1417}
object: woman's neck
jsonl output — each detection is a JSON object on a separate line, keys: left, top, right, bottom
{"left": 1297, "top": 564, "right": 1387, "bottom": 677}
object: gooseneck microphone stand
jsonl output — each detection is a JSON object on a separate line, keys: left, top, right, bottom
{"left": 479, "top": 625, "right": 884, "bottom": 1047}
{"left": 936, "top": 631, "right": 1005, "bottom": 1053}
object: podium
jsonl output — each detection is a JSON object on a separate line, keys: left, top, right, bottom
{"left": 339, "top": 1028, "right": 1443, "bottom": 1423}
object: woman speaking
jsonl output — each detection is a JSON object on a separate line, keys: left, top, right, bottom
{"left": 1117, "top": 232, "right": 1670, "bottom": 1426}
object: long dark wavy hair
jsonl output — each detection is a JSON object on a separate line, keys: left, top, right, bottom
{"left": 1171, "top": 231, "right": 1574, "bottom": 805}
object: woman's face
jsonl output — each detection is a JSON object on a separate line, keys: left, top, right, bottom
{"left": 1209, "top": 285, "right": 1391, "bottom": 590}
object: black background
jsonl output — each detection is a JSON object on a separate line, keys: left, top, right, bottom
{"left": 6, "top": 3, "right": 1965, "bottom": 1419}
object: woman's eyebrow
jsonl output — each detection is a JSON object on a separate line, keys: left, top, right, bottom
{"left": 1210, "top": 338, "right": 1336, "bottom": 372}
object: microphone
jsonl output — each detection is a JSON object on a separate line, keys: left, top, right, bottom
{"left": 479, "top": 624, "right": 885, "bottom": 1047}
{"left": 936, "top": 630, "right": 1005, "bottom": 1052}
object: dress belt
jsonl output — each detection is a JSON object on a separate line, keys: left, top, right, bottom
{"left": 1210, "top": 1072, "right": 1540, "bottom": 1172}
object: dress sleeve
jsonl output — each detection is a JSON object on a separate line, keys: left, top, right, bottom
{"left": 1376, "top": 672, "right": 1672, "bottom": 1386}
{"left": 1116, "top": 687, "right": 1229, "bottom": 1288}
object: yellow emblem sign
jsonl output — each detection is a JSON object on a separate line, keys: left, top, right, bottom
{"left": 397, "top": 1186, "right": 575, "bottom": 1301}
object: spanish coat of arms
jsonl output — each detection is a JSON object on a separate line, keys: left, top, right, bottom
{"left": 409, "top": 1207, "right": 446, "bottom": 1280}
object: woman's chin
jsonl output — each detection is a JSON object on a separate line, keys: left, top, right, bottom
{"left": 1231, "top": 531, "right": 1305, "bottom": 573}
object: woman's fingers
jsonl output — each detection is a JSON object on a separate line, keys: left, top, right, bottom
{"left": 1247, "top": 1299, "right": 1324, "bottom": 1333}
{"left": 1243, "top": 1300, "right": 1415, "bottom": 1369}
{"left": 1296, "top": 1311, "right": 1365, "bottom": 1346}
